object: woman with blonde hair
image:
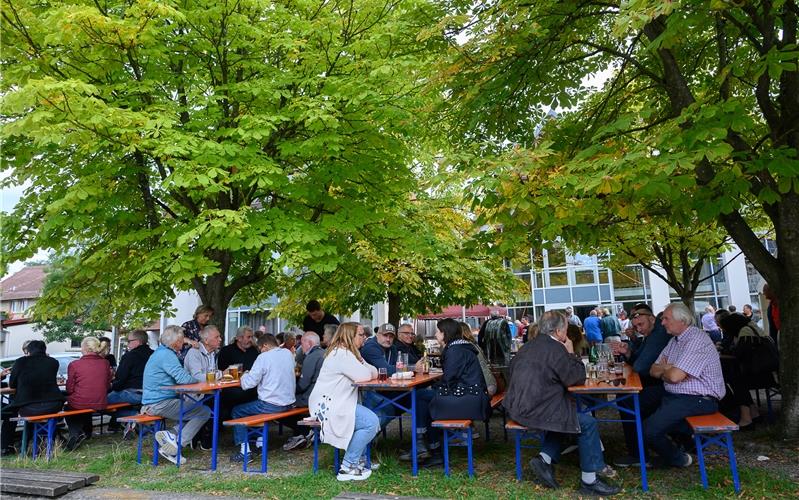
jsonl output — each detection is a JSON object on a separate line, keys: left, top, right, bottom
{"left": 309, "top": 322, "right": 378, "bottom": 481}
{"left": 64, "top": 336, "right": 113, "bottom": 451}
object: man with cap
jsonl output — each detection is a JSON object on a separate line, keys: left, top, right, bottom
{"left": 565, "top": 306, "right": 582, "bottom": 328}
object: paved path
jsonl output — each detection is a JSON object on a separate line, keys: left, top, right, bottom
{"left": 1, "top": 487, "right": 253, "bottom": 500}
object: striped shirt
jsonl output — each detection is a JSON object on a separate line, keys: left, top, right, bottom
{"left": 658, "top": 326, "right": 725, "bottom": 400}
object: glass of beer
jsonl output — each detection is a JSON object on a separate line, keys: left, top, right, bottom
{"left": 378, "top": 368, "right": 388, "bottom": 381}
{"left": 230, "top": 364, "right": 241, "bottom": 380}
{"left": 206, "top": 369, "right": 218, "bottom": 383}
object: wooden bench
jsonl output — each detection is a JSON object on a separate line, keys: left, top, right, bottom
{"left": 223, "top": 406, "right": 309, "bottom": 472}
{"left": 13, "top": 408, "right": 94, "bottom": 460}
{"left": 686, "top": 412, "right": 741, "bottom": 493}
{"left": 298, "top": 418, "right": 373, "bottom": 475}
{"left": 431, "top": 419, "right": 475, "bottom": 477}
{"left": 485, "top": 391, "right": 507, "bottom": 441}
{"left": 117, "top": 414, "right": 165, "bottom": 466}
{"left": 505, "top": 419, "right": 546, "bottom": 481}
{"left": 0, "top": 468, "right": 99, "bottom": 498}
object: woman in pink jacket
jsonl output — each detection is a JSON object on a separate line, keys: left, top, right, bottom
{"left": 65, "top": 337, "right": 113, "bottom": 451}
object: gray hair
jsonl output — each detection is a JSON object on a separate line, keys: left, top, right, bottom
{"left": 302, "top": 331, "right": 320, "bottom": 346}
{"left": 128, "top": 329, "right": 149, "bottom": 344}
{"left": 236, "top": 325, "right": 254, "bottom": 338}
{"left": 667, "top": 303, "right": 696, "bottom": 326}
{"left": 537, "top": 310, "right": 567, "bottom": 337}
{"left": 160, "top": 325, "right": 184, "bottom": 347}
{"left": 200, "top": 325, "right": 220, "bottom": 341}
{"left": 323, "top": 324, "right": 338, "bottom": 338}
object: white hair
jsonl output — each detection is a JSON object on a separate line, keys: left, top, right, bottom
{"left": 200, "top": 325, "right": 220, "bottom": 341}
{"left": 161, "top": 325, "right": 185, "bottom": 347}
{"left": 302, "top": 331, "right": 320, "bottom": 345}
{"left": 667, "top": 303, "right": 695, "bottom": 326}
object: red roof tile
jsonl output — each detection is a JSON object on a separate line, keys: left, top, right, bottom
{"left": 1, "top": 265, "right": 48, "bottom": 300}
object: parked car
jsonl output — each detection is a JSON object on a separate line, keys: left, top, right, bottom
{"left": 1, "top": 352, "right": 81, "bottom": 385}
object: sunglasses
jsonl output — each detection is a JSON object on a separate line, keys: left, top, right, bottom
{"left": 631, "top": 312, "right": 652, "bottom": 319}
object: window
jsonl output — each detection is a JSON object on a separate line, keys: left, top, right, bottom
{"left": 547, "top": 270, "right": 568, "bottom": 287}
{"left": 598, "top": 270, "right": 610, "bottom": 284}
{"left": 574, "top": 268, "right": 596, "bottom": 285}
{"left": 546, "top": 245, "right": 566, "bottom": 268}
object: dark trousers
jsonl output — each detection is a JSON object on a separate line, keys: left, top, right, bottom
{"left": 542, "top": 412, "right": 606, "bottom": 472}
{"left": 618, "top": 384, "right": 664, "bottom": 456}
{"left": 1, "top": 401, "right": 64, "bottom": 450}
{"left": 643, "top": 393, "right": 718, "bottom": 466}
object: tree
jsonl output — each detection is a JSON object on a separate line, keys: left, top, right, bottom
{"left": 1, "top": 0, "right": 445, "bottom": 334}
{"left": 440, "top": 1, "right": 799, "bottom": 435}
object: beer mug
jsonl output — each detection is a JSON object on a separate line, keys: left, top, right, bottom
{"left": 230, "top": 364, "right": 242, "bottom": 380}
{"left": 205, "top": 369, "right": 222, "bottom": 383}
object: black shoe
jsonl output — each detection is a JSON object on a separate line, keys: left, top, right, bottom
{"left": 1, "top": 447, "right": 16, "bottom": 457}
{"left": 421, "top": 452, "right": 444, "bottom": 468}
{"left": 579, "top": 478, "right": 622, "bottom": 496}
{"left": 65, "top": 433, "right": 87, "bottom": 452}
{"left": 739, "top": 422, "right": 756, "bottom": 432}
{"left": 528, "top": 456, "right": 559, "bottom": 489}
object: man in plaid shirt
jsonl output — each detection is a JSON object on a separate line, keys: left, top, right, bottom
{"left": 644, "top": 302, "right": 725, "bottom": 468}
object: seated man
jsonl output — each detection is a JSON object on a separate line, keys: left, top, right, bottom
{"left": 283, "top": 331, "right": 324, "bottom": 451}
{"left": 505, "top": 311, "right": 620, "bottom": 496}
{"left": 142, "top": 325, "right": 210, "bottom": 465}
{"left": 183, "top": 325, "right": 222, "bottom": 450}
{"left": 229, "top": 334, "right": 296, "bottom": 464}
{"left": 394, "top": 323, "right": 422, "bottom": 365}
{"left": 360, "top": 323, "right": 433, "bottom": 461}
{"left": 217, "top": 326, "right": 259, "bottom": 418}
{"left": 645, "top": 303, "right": 726, "bottom": 467}
{"left": 610, "top": 303, "right": 670, "bottom": 467}
{"left": 107, "top": 329, "right": 153, "bottom": 428}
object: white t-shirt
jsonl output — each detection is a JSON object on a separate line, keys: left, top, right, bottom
{"left": 240, "top": 347, "right": 296, "bottom": 406}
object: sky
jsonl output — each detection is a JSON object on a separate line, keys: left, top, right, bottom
{"left": 1, "top": 177, "right": 50, "bottom": 279}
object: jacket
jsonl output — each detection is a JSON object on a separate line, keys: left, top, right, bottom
{"left": 296, "top": 345, "right": 324, "bottom": 407}
{"left": 183, "top": 343, "right": 218, "bottom": 381}
{"left": 309, "top": 348, "right": 377, "bottom": 449}
{"left": 8, "top": 353, "right": 65, "bottom": 409}
{"left": 67, "top": 353, "right": 113, "bottom": 410}
{"left": 142, "top": 345, "right": 197, "bottom": 404}
{"left": 217, "top": 343, "right": 259, "bottom": 371}
{"left": 360, "top": 337, "right": 398, "bottom": 375}
{"left": 394, "top": 340, "right": 422, "bottom": 365}
{"left": 626, "top": 319, "right": 670, "bottom": 387}
{"left": 112, "top": 344, "right": 153, "bottom": 392}
{"left": 505, "top": 334, "right": 586, "bottom": 434}
{"left": 431, "top": 340, "right": 491, "bottom": 421}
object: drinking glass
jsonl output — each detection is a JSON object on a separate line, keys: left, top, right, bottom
{"left": 206, "top": 369, "right": 220, "bottom": 383}
{"left": 378, "top": 368, "right": 388, "bottom": 381}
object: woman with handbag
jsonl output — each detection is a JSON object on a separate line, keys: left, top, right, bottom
{"left": 424, "top": 318, "right": 491, "bottom": 468}
{"left": 309, "top": 322, "right": 379, "bottom": 481}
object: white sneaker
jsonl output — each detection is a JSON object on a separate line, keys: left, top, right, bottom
{"left": 337, "top": 464, "right": 372, "bottom": 481}
{"left": 360, "top": 456, "right": 380, "bottom": 471}
{"left": 158, "top": 447, "right": 188, "bottom": 466}
{"left": 255, "top": 436, "right": 263, "bottom": 449}
{"left": 155, "top": 430, "right": 178, "bottom": 457}
{"left": 282, "top": 435, "right": 307, "bottom": 451}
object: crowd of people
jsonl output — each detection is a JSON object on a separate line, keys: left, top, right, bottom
{"left": 0, "top": 294, "right": 781, "bottom": 491}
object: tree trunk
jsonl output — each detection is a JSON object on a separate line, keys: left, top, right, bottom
{"left": 387, "top": 291, "right": 401, "bottom": 329}
{"left": 197, "top": 274, "right": 230, "bottom": 339}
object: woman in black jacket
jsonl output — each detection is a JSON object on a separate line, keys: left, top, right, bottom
{"left": 1, "top": 341, "right": 65, "bottom": 455}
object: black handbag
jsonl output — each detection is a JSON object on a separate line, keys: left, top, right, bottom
{"left": 429, "top": 382, "right": 490, "bottom": 421}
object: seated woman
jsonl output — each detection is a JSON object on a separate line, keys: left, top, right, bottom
{"left": 425, "top": 318, "right": 491, "bottom": 467}
{"left": 309, "top": 322, "right": 379, "bottom": 481}
{"left": 65, "top": 337, "right": 114, "bottom": 450}
{"left": 1, "top": 341, "right": 66, "bottom": 455}
{"left": 719, "top": 313, "right": 777, "bottom": 429}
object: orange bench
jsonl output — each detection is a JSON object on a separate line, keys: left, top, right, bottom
{"left": 223, "top": 407, "right": 309, "bottom": 472}
{"left": 431, "top": 419, "right": 475, "bottom": 477}
{"left": 118, "top": 414, "right": 165, "bottom": 466}
{"left": 505, "top": 419, "right": 545, "bottom": 481}
{"left": 686, "top": 412, "right": 740, "bottom": 493}
{"left": 13, "top": 408, "right": 94, "bottom": 460}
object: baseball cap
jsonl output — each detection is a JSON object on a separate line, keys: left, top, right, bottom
{"left": 377, "top": 323, "right": 396, "bottom": 336}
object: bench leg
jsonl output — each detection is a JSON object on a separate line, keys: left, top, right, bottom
{"left": 46, "top": 418, "right": 56, "bottom": 461}
{"left": 137, "top": 424, "right": 144, "bottom": 465}
{"left": 514, "top": 430, "right": 522, "bottom": 481}
{"left": 466, "top": 427, "right": 474, "bottom": 478}
{"left": 442, "top": 429, "right": 450, "bottom": 477}
{"left": 333, "top": 447, "right": 340, "bottom": 474}
{"left": 694, "top": 433, "right": 708, "bottom": 490}
{"left": 724, "top": 432, "right": 741, "bottom": 493}
{"left": 153, "top": 420, "right": 162, "bottom": 466}
{"left": 484, "top": 418, "right": 490, "bottom": 442}
{"left": 398, "top": 416, "right": 403, "bottom": 440}
{"left": 502, "top": 410, "right": 507, "bottom": 442}
{"left": 260, "top": 423, "right": 269, "bottom": 473}
{"left": 312, "top": 428, "right": 320, "bottom": 473}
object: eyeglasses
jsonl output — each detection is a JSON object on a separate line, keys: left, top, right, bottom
{"left": 398, "top": 331, "right": 414, "bottom": 336}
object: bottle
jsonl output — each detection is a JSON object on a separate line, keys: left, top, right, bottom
{"left": 422, "top": 352, "right": 429, "bottom": 373}
{"left": 589, "top": 344, "right": 598, "bottom": 364}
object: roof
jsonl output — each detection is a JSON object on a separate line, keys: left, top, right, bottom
{"left": 1, "top": 265, "right": 47, "bottom": 301}
{"left": 417, "top": 304, "right": 508, "bottom": 320}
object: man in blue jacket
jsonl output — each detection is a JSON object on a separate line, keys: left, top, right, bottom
{"left": 584, "top": 310, "right": 603, "bottom": 345}
{"left": 610, "top": 303, "right": 670, "bottom": 467}
{"left": 142, "top": 325, "right": 211, "bottom": 465}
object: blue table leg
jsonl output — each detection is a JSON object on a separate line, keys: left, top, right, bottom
{"left": 211, "top": 389, "right": 220, "bottom": 471}
{"left": 411, "top": 387, "right": 418, "bottom": 476}
{"left": 633, "top": 393, "right": 648, "bottom": 492}
{"left": 176, "top": 396, "right": 185, "bottom": 467}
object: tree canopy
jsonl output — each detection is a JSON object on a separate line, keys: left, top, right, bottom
{"left": 1, "top": 0, "right": 447, "bottom": 332}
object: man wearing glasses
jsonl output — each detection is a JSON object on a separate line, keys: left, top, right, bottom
{"left": 395, "top": 324, "right": 423, "bottom": 366}
{"left": 610, "top": 304, "right": 670, "bottom": 467}
{"left": 107, "top": 330, "right": 154, "bottom": 429}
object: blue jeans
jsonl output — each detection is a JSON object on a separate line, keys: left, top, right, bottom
{"left": 644, "top": 392, "right": 718, "bottom": 466}
{"left": 343, "top": 404, "right": 379, "bottom": 468}
{"left": 541, "top": 411, "right": 605, "bottom": 473}
{"left": 107, "top": 389, "right": 143, "bottom": 418}
{"left": 231, "top": 399, "right": 293, "bottom": 445}
{"left": 361, "top": 388, "right": 433, "bottom": 433}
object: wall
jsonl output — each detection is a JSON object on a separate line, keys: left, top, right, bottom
{"left": 1, "top": 322, "right": 74, "bottom": 358}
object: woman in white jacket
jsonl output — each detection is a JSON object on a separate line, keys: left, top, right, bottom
{"left": 309, "top": 322, "right": 379, "bottom": 481}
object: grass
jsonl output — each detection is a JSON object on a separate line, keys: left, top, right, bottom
{"left": 3, "top": 418, "right": 798, "bottom": 499}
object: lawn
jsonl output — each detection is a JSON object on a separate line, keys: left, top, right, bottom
{"left": 3, "top": 414, "right": 797, "bottom": 499}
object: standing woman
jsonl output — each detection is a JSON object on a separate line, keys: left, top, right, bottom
{"left": 65, "top": 337, "right": 114, "bottom": 450}
{"left": 180, "top": 305, "right": 214, "bottom": 362}
{"left": 309, "top": 322, "right": 379, "bottom": 481}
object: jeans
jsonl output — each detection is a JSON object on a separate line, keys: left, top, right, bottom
{"left": 644, "top": 392, "right": 718, "bottom": 466}
{"left": 618, "top": 384, "right": 665, "bottom": 456}
{"left": 143, "top": 398, "right": 211, "bottom": 447}
{"left": 541, "top": 411, "right": 605, "bottom": 473}
{"left": 231, "top": 399, "right": 293, "bottom": 445}
{"left": 343, "top": 404, "right": 379, "bottom": 468}
{"left": 107, "top": 389, "right": 143, "bottom": 418}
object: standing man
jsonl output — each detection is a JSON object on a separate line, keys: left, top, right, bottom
{"left": 395, "top": 323, "right": 423, "bottom": 365}
{"left": 302, "top": 300, "right": 340, "bottom": 336}
{"left": 645, "top": 303, "right": 725, "bottom": 468}
{"left": 505, "top": 311, "right": 620, "bottom": 496}
{"left": 142, "top": 325, "right": 210, "bottom": 465}
{"left": 565, "top": 306, "right": 582, "bottom": 328}
{"left": 583, "top": 310, "right": 603, "bottom": 345}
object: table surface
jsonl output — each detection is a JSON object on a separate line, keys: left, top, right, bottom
{"left": 568, "top": 364, "right": 642, "bottom": 393}
{"left": 163, "top": 380, "right": 241, "bottom": 393}
{"left": 353, "top": 371, "right": 442, "bottom": 390}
